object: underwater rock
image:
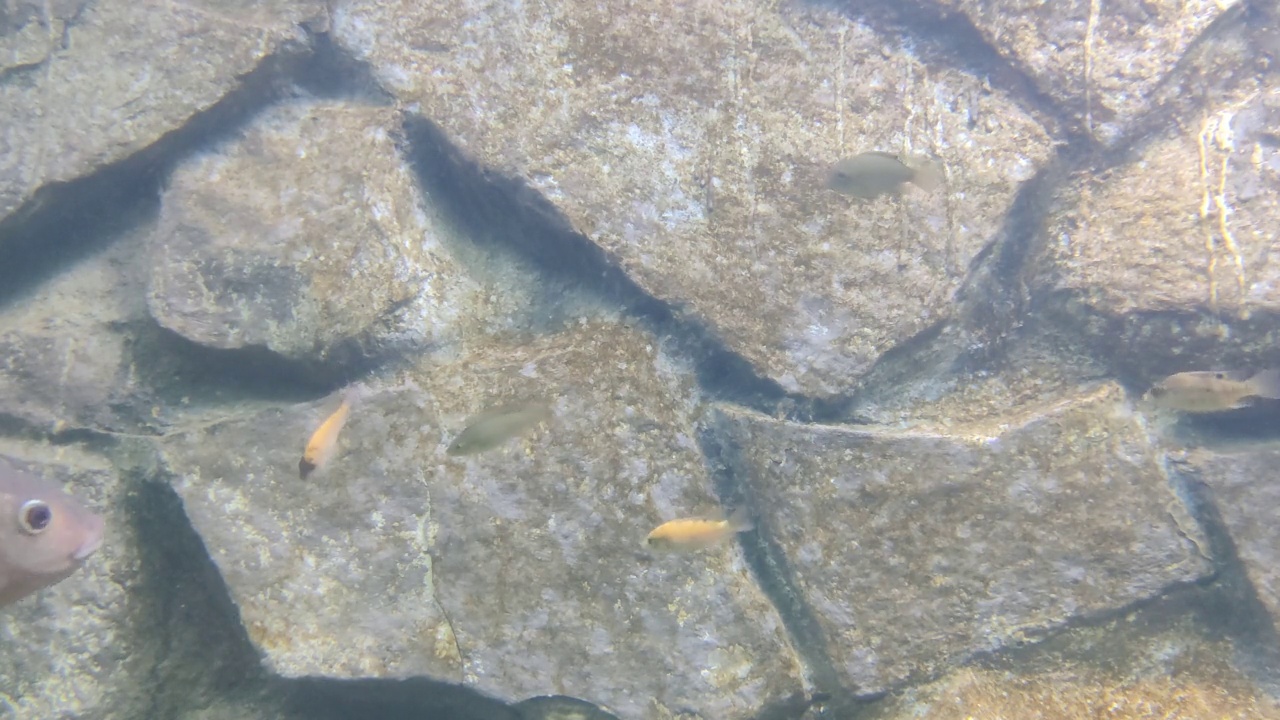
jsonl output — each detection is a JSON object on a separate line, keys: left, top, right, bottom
{"left": 0, "top": 445, "right": 138, "bottom": 719}
{"left": 1032, "top": 71, "right": 1280, "bottom": 384}
{"left": 869, "top": 661, "right": 1280, "bottom": 719}
{"left": 331, "top": 0, "right": 1056, "bottom": 398}
{"left": 929, "top": 0, "right": 1243, "bottom": 144}
{"left": 1179, "top": 445, "right": 1280, "bottom": 636}
{"left": 147, "top": 100, "right": 483, "bottom": 369}
{"left": 713, "top": 382, "right": 1212, "bottom": 695}
{"left": 0, "top": 0, "right": 324, "bottom": 224}
{"left": 0, "top": 230, "right": 150, "bottom": 434}
{"left": 159, "top": 323, "right": 806, "bottom": 719}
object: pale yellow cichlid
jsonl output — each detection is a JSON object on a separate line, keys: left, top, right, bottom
{"left": 645, "top": 507, "right": 754, "bottom": 553}
{"left": 1146, "top": 369, "right": 1280, "bottom": 413}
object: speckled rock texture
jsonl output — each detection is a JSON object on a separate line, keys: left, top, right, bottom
{"left": 160, "top": 323, "right": 807, "bottom": 719}
{"left": 1031, "top": 70, "right": 1280, "bottom": 381}
{"left": 147, "top": 100, "right": 484, "bottom": 364}
{"left": 0, "top": 233, "right": 150, "bottom": 434}
{"left": 714, "top": 383, "right": 1212, "bottom": 694}
{"left": 930, "top": 0, "right": 1242, "bottom": 143}
{"left": 0, "top": 0, "right": 325, "bottom": 224}
{"left": 332, "top": 0, "right": 1055, "bottom": 397}
{"left": 2, "top": 0, "right": 1278, "bottom": 716}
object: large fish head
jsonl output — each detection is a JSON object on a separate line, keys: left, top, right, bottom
{"left": 0, "top": 462, "right": 105, "bottom": 605}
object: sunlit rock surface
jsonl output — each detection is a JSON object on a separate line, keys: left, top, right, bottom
{"left": 1032, "top": 71, "right": 1280, "bottom": 381}
{"left": 714, "top": 383, "right": 1212, "bottom": 694}
{"left": 0, "top": 0, "right": 325, "bottom": 224}
{"left": 0, "top": 232, "right": 151, "bottom": 433}
{"left": 147, "top": 100, "right": 484, "bottom": 367}
{"left": 161, "top": 323, "right": 806, "bottom": 719}
{"left": 332, "top": 0, "right": 1055, "bottom": 397}
{"left": 928, "top": 0, "right": 1242, "bottom": 143}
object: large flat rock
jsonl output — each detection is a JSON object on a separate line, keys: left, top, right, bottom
{"left": 333, "top": 0, "right": 1055, "bottom": 397}
{"left": 715, "top": 383, "right": 1212, "bottom": 694}
{"left": 161, "top": 323, "right": 806, "bottom": 719}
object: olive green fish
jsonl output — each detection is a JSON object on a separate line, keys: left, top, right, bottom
{"left": 825, "top": 151, "right": 942, "bottom": 199}
{"left": 1146, "top": 369, "right": 1280, "bottom": 413}
{"left": 446, "top": 399, "right": 553, "bottom": 456}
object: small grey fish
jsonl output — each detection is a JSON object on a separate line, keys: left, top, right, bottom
{"left": 447, "top": 399, "right": 553, "bottom": 456}
{"left": 0, "top": 460, "right": 105, "bottom": 607}
{"left": 825, "top": 151, "right": 942, "bottom": 199}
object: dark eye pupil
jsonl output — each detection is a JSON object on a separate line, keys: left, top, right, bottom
{"left": 25, "top": 504, "right": 51, "bottom": 530}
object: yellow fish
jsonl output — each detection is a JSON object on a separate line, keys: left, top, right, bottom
{"left": 1146, "top": 369, "right": 1280, "bottom": 413}
{"left": 645, "top": 507, "right": 754, "bottom": 552}
{"left": 446, "top": 399, "right": 552, "bottom": 456}
{"left": 299, "top": 387, "right": 360, "bottom": 478}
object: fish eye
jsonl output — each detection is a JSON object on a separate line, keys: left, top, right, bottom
{"left": 1213, "top": 372, "right": 1226, "bottom": 380}
{"left": 18, "top": 500, "right": 52, "bottom": 535}
{"left": 1149, "top": 386, "right": 1166, "bottom": 397}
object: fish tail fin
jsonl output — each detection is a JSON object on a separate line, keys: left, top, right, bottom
{"left": 726, "top": 506, "right": 755, "bottom": 533}
{"left": 909, "top": 160, "right": 943, "bottom": 192}
{"left": 1248, "top": 368, "right": 1280, "bottom": 400}
{"left": 341, "top": 383, "right": 366, "bottom": 410}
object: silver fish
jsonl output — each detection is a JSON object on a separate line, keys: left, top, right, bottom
{"left": 0, "top": 460, "right": 104, "bottom": 607}
{"left": 447, "top": 399, "right": 553, "bottom": 456}
{"left": 1146, "top": 369, "right": 1280, "bottom": 413}
{"left": 826, "top": 151, "right": 942, "bottom": 199}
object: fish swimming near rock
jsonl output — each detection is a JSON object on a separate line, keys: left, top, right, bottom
{"left": 645, "top": 507, "right": 754, "bottom": 553}
{"left": 446, "top": 399, "right": 553, "bottom": 456}
{"left": 1146, "top": 369, "right": 1280, "bottom": 413}
{"left": 0, "top": 460, "right": 105, "bottom": 607}
{"left": 825, "top": 151, "right": 943, "bottom": 199}
{"left": 300, "top": 387, "right": 360, "bottom": 479}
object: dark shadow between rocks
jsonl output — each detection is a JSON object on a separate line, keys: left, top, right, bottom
{"left": 280, "top": 676, "right": 522, "bottom": 720}
{"left": 699, "top": 420, "right": 867, "bottom": 714}
{"left": 0, "top": 39, "right": 318, "bottom": 310}
{"left": 397, "top": 112, "right": 846, "bottom": 421}
{"left": 124, "top": 476, "right": 275, "bottom": 718}
{"left": 123, "top": 320, "right": 339, "bottom": 405}
{"left": 803, "top": 0, "right": 1091, "bottom": 145}
{"left": 1161, "top": 464, "right": 1280, "bottom": 692}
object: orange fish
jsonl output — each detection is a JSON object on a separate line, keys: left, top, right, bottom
{"left": 299, "top": 387, "right": 360, "bottom": 479}
{"left": 645, "top": 507, "right": 754, "bottom": 552}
